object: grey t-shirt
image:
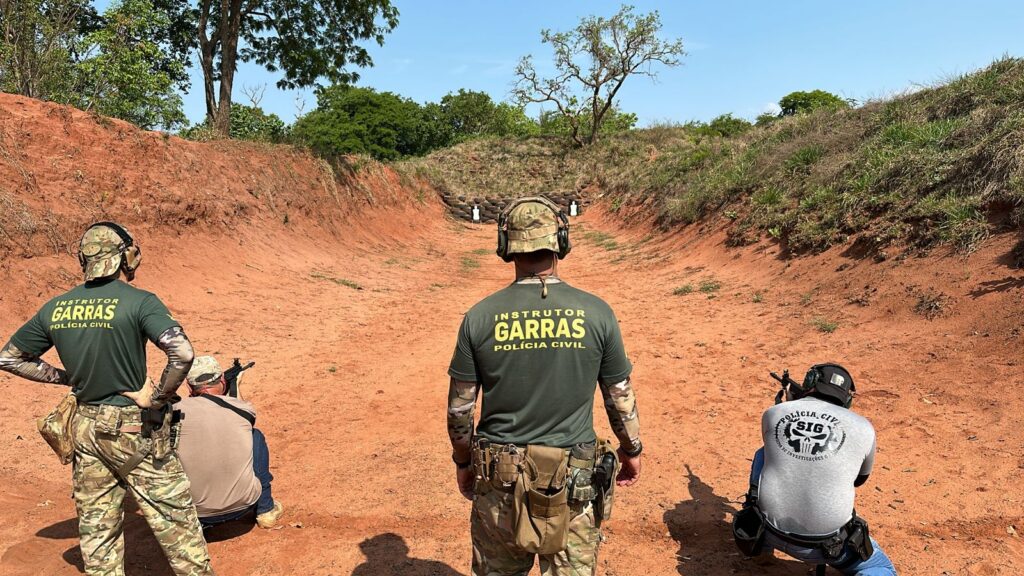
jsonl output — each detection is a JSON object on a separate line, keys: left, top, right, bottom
{"left": 757, "top": 397, "right": 876, "bottom": 536}
{"left": 176, "top": 395, "right": 261, "bottom": 517}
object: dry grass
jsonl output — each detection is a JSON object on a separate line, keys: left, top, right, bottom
{"left": 401, "top": 57, "right": 1024, "bottom": 257}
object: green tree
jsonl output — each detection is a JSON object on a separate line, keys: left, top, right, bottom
{"left": 538, "top": 107, "right": 636, "bottom": 138}
{"left": 73, "top": 0, "right": 186, "bottom": 129}
{"left": 438, "top": 89, "right": 538, "bottom": 141}
{"left": 0, "top": 0, "right": 99, "bottom": 99}
{"left": 512, "top": 4, "right": 683, "bottom": 146}
{"left": 189, "top": 0, "right": 399, "bottom": 136}
{"left": 778, "top": 90, "right": 851, "bottom": 116}
{"left": 291, "top": 85, "right": 433, "bottom": 160}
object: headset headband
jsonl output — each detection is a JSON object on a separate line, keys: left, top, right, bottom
{"left": 86, "top": 221, "right": 135, "bottom": 248}
{"left": 498, "top": 196, "right": 568, "bottom": 228}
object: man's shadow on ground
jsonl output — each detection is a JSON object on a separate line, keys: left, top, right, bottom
{"left": 351, "top": 533, "right": 465, "bottom": 576}
{"left": 663, "top": 465, "right": 809, "bottom": 576}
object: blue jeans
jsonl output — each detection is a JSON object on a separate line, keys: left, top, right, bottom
{"left": 200, "top": 428, "right": 275, "bottom": 527}
{"left": 748, "top": 449, "right": 897, "bottom": 575}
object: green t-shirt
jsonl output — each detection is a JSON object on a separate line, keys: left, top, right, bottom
{"left": 10, "top": 279, "right": 180, "bottom": 406}
{"left": 448, "top": 280, "right": 632, "bottom": 448}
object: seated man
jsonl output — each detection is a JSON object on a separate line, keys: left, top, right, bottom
{"left": 735, "top": 363, "right": 897, "bottom": 575}
{"left": 176, "top": 356, "right": 283, "bottom": 529}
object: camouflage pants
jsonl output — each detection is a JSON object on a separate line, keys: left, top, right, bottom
{"left": 72, "top": 405, "right": 214, "bottom": 576}
{"left": 471, "top": 484, "right": 601, "bottom": 576}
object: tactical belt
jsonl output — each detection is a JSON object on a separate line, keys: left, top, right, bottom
{"left": 471, "top": 438, "right": 598, "bottom": 501}
{"left": 762, "top": 512, "right": 873, "bottom": 562}
{"left": 76, "top": 404, "right": 143, "bottom": 434}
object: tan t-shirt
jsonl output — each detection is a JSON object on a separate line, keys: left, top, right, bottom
{"left": 176, "top": 395, "right": 262, "bottom": 517}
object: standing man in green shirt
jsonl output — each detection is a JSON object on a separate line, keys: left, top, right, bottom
{"left": 447, "top": 196, "right": 642, "bottom": 576}
{"left": 0, "top": 222, "right": 214, "bottom": 576}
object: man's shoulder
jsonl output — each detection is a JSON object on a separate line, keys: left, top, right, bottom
{"left": 178, "top": 395, "right": 256, "bottom": 417}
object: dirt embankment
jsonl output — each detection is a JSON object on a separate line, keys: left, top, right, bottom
{"left": 0, "top": 94, "right": 1023, "bottom": 576}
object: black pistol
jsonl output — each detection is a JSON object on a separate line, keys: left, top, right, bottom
{"left": 592, "top": 452, "right": 617, "bottom": 526}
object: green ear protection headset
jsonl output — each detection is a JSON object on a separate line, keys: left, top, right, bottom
{"left": 495, "top": 196, "right": 572, "bottom": 263}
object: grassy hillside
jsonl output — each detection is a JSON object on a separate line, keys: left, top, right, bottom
{"left": 402, "top": 58, "right": 1024, "bottom": 260}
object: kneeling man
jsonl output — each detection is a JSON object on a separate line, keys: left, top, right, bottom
{"left": 735, "top": 363, "right": 896, "bottom": 575}
{"left": 176, "top": 356, "right": 283, "bottom": 529}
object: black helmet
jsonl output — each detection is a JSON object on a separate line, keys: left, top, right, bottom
{"left": 797, "top": 363, "right": 855, "bottom": 408}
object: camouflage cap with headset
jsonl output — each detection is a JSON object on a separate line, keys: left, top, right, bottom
{"left": 78, "top": 221, "right": 142, "bottom": 282}
{"left": 186, "top": 356, "right": 224, "bottom": 391}
{"left": 496, "top": 196, "right": 571, "bottom": 262}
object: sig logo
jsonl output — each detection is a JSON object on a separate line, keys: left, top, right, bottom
{"left": 774, "top": 411, "right": 847, "bottom": 461}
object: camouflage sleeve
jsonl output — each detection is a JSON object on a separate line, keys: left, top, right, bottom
{"left": 599, "top": 377, "right": 642, "bottom": 455}
{"left": 0, "top": 341, "right": 68, "bottom": 385}
{"left": 151, "top": 327, "right": 194, "bottom": 406}
{"left": 447, "top": 378, "right": 480, "bottom": 465}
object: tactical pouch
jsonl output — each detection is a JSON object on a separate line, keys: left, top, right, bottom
{"left": 513, "top": 445, "right": 571, "bottom": 555}
{"left": 732, "top": 506, "right": 766, "bottom": 556}
{"left": 493, "top": 447, "right": 521, "bottom": 487}
{"left": 148, "top": 408, "right": 174, "bottom": 461}
{"left": 592, "top": 439, "right": 620, "bottom": 526}
{"left": 37, "top": 393, "right": 77, "bottom": 465}
{"left": 846, "top": 514, "right": 874, "bottom": 561}
{"left": 567, "top": 442, "right": 596, "bottom": 503}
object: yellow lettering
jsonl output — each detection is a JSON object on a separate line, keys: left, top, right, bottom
{"left": 540, "top": 318, "right": 555, "bottom": 339}
{"left": 71, "top": 306, "right": 84, "bottom": 321}
{"left": 572, "top": 319, "right": 586, "bottom": 339}
{"left": 104, "top": 304, "right": 117, "bottom": 321}
{"left": 51, "top": 306, "right": 64, "bottom": 322}
{"left": 577, "top": 309, "right": 586, "bottom": 318}
{"left": 555, "top": 318, "right": 571, "bottom": 338}
{"left": 508, "top": 321, "right": 525, "bottom": 341}
{"left": 524, "top": 319, "right": 540, "bottom": 340}
{"left": 495, "top": 322, "right": 509, "bottom": 342}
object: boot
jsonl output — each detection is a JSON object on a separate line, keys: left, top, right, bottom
{"left": 256, "top": 501, "right": 284, "bottom": 529}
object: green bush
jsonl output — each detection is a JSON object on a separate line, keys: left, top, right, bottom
{"left": 778, "top": 90, "right": 851, "bottom": 116}
{"left": 291, "top": 85, "right": 441, "bottom": 160}
{"left": 181, "top": 103, "right": 286, "bottom": 142}
{"left": 691, "top": 113, "right": 753, "bottom": 138}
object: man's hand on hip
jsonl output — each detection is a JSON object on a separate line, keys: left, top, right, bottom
{"left": 120, "top": 377, "right": 157, "bottom": 409}
{"left": 616, "top": 447, "right": 641, "bottom": 487}
{"left": 456, "top": 465, "right": 475, "bottom": 500}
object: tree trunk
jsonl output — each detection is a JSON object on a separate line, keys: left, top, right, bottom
{"left": 197, "top": 0, "right": 217, "bottom": 125}
{"left": 211, "top": 0, "right": 244, "bottom": 137}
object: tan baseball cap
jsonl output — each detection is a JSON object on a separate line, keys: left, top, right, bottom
{"left": 505, "top": 198, "right": 560, "bottom": 255}
{"left": 79, "top": 225, "right": 125, "bottom": 281}
{"left": 187, "top": 356, "right": 223, "bottom": 389}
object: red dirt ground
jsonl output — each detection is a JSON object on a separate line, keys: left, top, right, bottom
{"left": 1, "top": 95, "right": 1023, "bottom": 575}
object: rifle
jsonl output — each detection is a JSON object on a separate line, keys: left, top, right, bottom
{"left": 223, "top": 358, "right": 255, "bottom": 398}
{"left": 769, "top": 369, "right": 801, "bottom": 404}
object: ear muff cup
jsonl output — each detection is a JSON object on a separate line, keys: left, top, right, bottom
{"left": 804, "top": 363, "right": 855, "bottom": 408}
{"left": 495, "top": 196, "right": 571, "bottom": 262}
{"left": 80, "top": 221, "right": 142, "bottom": 273}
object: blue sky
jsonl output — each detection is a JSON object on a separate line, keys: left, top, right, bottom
{"left": 98, "top": 1, "right": 1024, "bottom": 127}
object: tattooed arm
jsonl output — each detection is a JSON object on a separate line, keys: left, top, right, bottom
{"left": 150, "top": 327, "right": 194, "bottom": 407}
{"left": 599, "top": 377, "right": 642, "bottom": 455}
{"left": 0, "top": 341, "right": 68, "bottom": 385}
{"left": 447, "top": 378, "right": 480, "bottom": 465}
